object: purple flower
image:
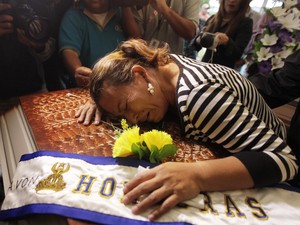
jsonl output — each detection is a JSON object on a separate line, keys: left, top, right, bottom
{"left": 268, "top": 19, "right": 281, "bottom": 32}
{"left": 278, "top": 29, "right": 293, "bottom": 42}
{"left": 258, "top": 60, "right": 272, "bottom": 75}
{"left": 270, "top": 44, "right": 283, "bottom": 53}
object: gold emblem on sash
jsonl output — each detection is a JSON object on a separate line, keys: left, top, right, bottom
{"left": 35, "top": 163, "right": 70, "bottom": 192}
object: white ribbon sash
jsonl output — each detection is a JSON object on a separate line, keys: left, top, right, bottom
{"left": 0, "top": 151, "right": 300, "bottom": 225}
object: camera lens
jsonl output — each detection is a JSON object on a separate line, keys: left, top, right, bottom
{"left": 13, "top": 3, "right": 50, "bottom": 42}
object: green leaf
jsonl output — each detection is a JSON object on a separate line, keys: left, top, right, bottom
{"left": 149, "top": 145, "right": 160, "bottom": 163}
{"left": 140, "top": 144, "right": 150, "bottom": 160}
{"left": 158, "top": 144, "right": 178, "bottom": 161}
{"left": 131, "top": 143, "right": 143, "bottom": 160}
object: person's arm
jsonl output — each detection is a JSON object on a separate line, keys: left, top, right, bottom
{"left": 59, "top": 8, "right": 92, "bottom": 87}
{"left": 118, "top": 0, "right": 149, "bottom": 37}
{"left": 123, "top": 156, "right": 252, "bottom": 221}
{"left": 150, "top": 0, "right": 199, "bottom": 40}
{"left": 121, "top": 6, "right": 142, "bottom": 38}
{"left": 186, "top": 83, "right": 298, "bottom": 186}
{"left": 61, "top": 48, "right": 92, "bottom": 87}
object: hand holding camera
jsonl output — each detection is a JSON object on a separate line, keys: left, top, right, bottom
{"left": 195, "top": 31, "right": 229, "bottom": 52}
{"left": 16, "top": 28, "right": 46, "bottom": 52}
{"left": 0, "top": 0, "right": 50, "bottom": 43}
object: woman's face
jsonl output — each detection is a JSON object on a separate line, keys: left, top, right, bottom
{"left": 224, "top": 0, "right": 242, "bottom": 15}
{"left": 98, "top": 72, "right": 169, "bottom": 124}
{"left": 83, "top": 0, "right": 110, "bottom": 13}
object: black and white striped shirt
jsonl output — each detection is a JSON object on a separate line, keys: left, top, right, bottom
{"left": 172, "top": 54, "right": 298, "bottom": 187}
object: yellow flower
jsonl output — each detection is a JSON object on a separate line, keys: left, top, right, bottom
{"left": 121, "top": 118, "right": 129, "bottom": 130}
{"left": 141, "top": 130, "right": 173, "bottom": 151}
{"left": 112, "top": 126, "right": 141, "bottom": 157}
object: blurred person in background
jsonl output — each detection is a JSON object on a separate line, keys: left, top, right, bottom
{"left": 194, "top": 0, "right": 253, "bottom": 69}
{"left": 121, "top": 0, "right": 200, "bottom": 55}
{"left": 0, "top": 0, "right": 72, "bottom": 112}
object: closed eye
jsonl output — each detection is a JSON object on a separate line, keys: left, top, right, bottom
{"left": 117, "top": 97, "right": 128, "bottom": 116}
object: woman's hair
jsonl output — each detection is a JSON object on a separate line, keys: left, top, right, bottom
{"left": 205, "top": 0, "right": 251, "bottom": 36}
{"left": 90, "top": 38, "right": 170, "bottom": 106}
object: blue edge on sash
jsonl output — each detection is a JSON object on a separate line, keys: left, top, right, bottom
{"left": 0, "top": 150, "right": 190, "bottom": 225}
{"left": 1, "top": 150, "right": 300, "bottom": 225}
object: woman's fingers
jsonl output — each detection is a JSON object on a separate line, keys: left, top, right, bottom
{"left": 75, "top": 105, "right": 86, "bottom": 120}
{"left": 75, "top": 104, "right": 84, "bottom": 118}
{"left": 148, "top": 194, "right": 180, "bottom": 221}
{"left": 75, "top": 103, "right": 94, "bottom": 125}
{"left": 93, "top": 108, "right": 101, "bottom": 125}
{"left": 130, "top": 185, "right": 172, "bottom": 214}
{"left": 82, "top": 105, "right": 96, "bottom": 125}
{"left": 123, "top": 171, "right": 156, "bottom": 203}
{"left": 122, "top": 167, "right": 181, "bottom": 220}
{"left": 75, "top": 99, "right": 101, "bottom": 125}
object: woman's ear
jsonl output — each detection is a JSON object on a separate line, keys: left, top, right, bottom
{"left": 131, "top": 65, "right": 147, "bottom": 78}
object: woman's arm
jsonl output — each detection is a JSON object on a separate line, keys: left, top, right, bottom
{"left": 186, "top": 82, "right": 298, "bottom": 186}
{"left": 122, "top": 157, "right": 253, "bottom": 221}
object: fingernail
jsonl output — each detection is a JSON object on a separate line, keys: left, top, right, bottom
{"left": 148, "top": 214, "right": 155, "bottom": 221}
{"left": 131, "top": 206, "right": 139, "bottom": 214}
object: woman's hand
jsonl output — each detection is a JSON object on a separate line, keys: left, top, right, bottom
{"left": 75, "top": 98, "right": 101, "bottom": 126}
{"left": 16, "top": 28, "right": 46, "bottom": 52}
{"left": 215, "top": 32, "right": 229, "bottom": 46}
{"left": 122, "top": 162, "right": 201, "bottom": 221}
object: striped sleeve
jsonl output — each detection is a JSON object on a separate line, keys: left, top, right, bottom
{"left": 173, "top": 54, "right": 299, "bottom": 186}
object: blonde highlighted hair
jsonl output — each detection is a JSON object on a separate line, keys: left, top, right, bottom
{"left": 90, "top": 39, "right": 171, "bottom": 105}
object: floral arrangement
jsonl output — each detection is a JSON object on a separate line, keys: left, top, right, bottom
{"left": 253, "top": 0, "right": 300, "bottom": 74}
{"left": 112, "top": 119, "right": 178, "bottom": 163}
